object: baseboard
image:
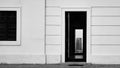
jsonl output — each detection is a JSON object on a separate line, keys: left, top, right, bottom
{"left": 91, "top": 55, "right": 120, "bottom": 64}
{"left": 0, "top": 54, "right": 45, "bottom": 64}
{"left": 3, "top": 54, "right": 120, "bottom": 64}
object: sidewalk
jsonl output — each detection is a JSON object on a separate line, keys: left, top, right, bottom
{"left": 0, "top": 64, "right": 120, "bottom": 68}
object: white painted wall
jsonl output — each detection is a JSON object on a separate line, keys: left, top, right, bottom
{"left": 0, "top": 0, "right": 45, "bottom": 64}
{"left": 0, "top": 0, "right": 120, "bottom": 64}
{"left": 45, "top": 0, "right": 62, "bottom": 63}
{"left": 46, "top": 0, "right": 120, "bottom": 64}
{"left": 91, "top": 7, "right": 120, "bottom": 64}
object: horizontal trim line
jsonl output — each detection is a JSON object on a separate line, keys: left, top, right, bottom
{"left": 91, "top": 35, "right": 120, "bottom": 36}
{"left": 92, "top": 15, "right": 120, "bottom": 17}
{"left": 46, "top": 6, "right": 60, "bottom": 8}
{"left": 0, "top": 7, "right": 21, "bottom": 8}
{"left": 92, "top": 16, "right": 120, "bottom": 17}
{"left": 92, "top": 44, "right": 120, "bottom": 45}
{"left": 62, "top": 7, "right": 91, "bottom": 9}
{"left": 91, "top": 25, "right": 120, "bottom": 26}
{"left": 46, "top": 15, "right": 61, "bottom": 17}
{"left": 0, "top": 45, "right": 21, "bottom": 46}
{"left": 46, "top": 35, "right": 62, "bottom": 36}
{"left": 46, "top": 44, "right": 62, "bottom": 45}
{"left": 92, "top": 6, "right": 120, "bottom": 8}
{"left": 46, "top": 24, "right": 61, "bottom": 26}
{"left": 46, "top": 35, "right": 62, "bottom": 37}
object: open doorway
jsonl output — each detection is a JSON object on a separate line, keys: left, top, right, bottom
{"left": 62, "top": 8, "right": 91, "bottom": 63}
{"left": 65, "top": 11, "right": 87, "bottom": 62}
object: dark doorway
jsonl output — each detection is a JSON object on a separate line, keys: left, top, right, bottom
{"left": 65, "top": 11, "right": 87, "bottom": 62}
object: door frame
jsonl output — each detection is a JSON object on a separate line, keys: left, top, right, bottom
{"left": 61, "top": 8, "right": 91, "bottom": 63}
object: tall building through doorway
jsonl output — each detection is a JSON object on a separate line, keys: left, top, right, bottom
{"left": 65, "top": 11, "right": 87, "bottom": 62}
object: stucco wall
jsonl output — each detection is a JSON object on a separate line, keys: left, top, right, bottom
{"left": 46, "top": 0, "right": 120, "bottom": 64}
{"left": 0, "top": 0, "right": 120, "bottom": 64}
{"left": 0, "top": 0, "right": 45, "bottom": 64}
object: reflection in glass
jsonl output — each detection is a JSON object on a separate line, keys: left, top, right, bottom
{"left": 75, "top": 29, "right": 83, "bottom": 53}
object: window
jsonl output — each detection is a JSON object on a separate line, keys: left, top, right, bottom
{"left": 0, "top": 8, "right": 20, "bottom": 45}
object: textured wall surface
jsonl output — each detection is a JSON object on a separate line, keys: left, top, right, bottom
{"left": 46, "top": 0, "right": 120, "bottom": 64}
{"left": 0, "top": 0, "right": 120, "bottom": 64}
{"left": 0, "top": 0, "right": 45, "bottom": 64}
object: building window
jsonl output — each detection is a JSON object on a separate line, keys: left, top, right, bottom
{"left": 0, "top": 8, "right": 20, "bottom": 45}
{"left": 65, "top": 11, "right": 86, "bottom": 62}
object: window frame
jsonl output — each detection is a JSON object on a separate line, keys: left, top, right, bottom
{"left": 0, "top": 7, "right": 21, "bottom": 46}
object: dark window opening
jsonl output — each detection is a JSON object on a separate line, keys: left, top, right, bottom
{"left": 0, "top": 11, "right": 16, "bottom": 41}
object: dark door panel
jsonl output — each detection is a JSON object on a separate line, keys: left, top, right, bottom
{"left": 65, "top": 11, "right": 86, "bottom": 62}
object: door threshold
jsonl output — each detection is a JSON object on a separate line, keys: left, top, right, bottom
{"left": 65, "top": 62, "right": 86, "bottom": 64}
{"left": 65, "top": 62, "right": 87, "bottom": 66}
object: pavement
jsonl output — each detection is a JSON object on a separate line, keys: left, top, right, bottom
{"left": 0, "top": 64, "right": 120, "bottom": 68}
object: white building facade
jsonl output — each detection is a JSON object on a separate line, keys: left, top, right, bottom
{"left": 0, "top": 0, "right": 120, "bottom": 64}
